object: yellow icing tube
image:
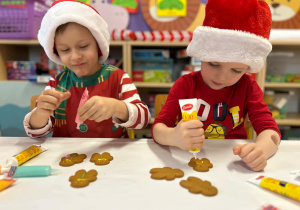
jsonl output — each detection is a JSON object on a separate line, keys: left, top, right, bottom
{"left": 3, "top": 145, "right": 48, "bottom": 170}
{"left": 248, "top": 175, "right": 300, "bottom": 202}
{"left": 179, "top": 98, "right": 201, "bottom": 158}
{"left": 0, "top": 179, "right": 15, "bottom": 192}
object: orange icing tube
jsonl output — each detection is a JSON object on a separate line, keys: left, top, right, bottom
{"left": 179, "top": 98, "right": 201, "bottom": 158}
{"left": 248, "top": 175, "right": 300, "bottom": 202}
{"left": 0, "top": 179, "right": 15, "bottom": 192}
{"left": 75, "top": 87, "right": 89, "bottom": 129}
{"left": 2, "top": 145, "right": 47, "bottom": 172}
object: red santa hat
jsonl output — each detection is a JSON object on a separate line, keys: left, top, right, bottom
{"left": 38, "top": 0, "right": 110, "bottom": 65}
{"left": 187, "top": 0, "right": 272, "bottom": 73}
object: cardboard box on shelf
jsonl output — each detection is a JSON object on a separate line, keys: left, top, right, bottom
{"left": 132, "top": 58, "right": 173, "bottom": 83}
{"left": 6, "top": 61, "right": 36, "bottom": 80}
{"left": 133, "top": 58, "right": 173, "bottom": 71}
{"left": 132, "top": 49, "right": 170, "bottom": 60}
{"left": 133, "top": 70, "right": 172, "bottom": 83}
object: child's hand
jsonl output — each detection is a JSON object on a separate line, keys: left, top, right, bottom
{"left": 77, "top": 96, "right": 117, "bottom": 123}
{"left": 233, "top": 143, "right": 267, "bottom": 171}
{"left": 172, "top": 120, "right": 205, "bottom": 150}
{"left": 36, "top": 89, "right": 71, "bottom": 116}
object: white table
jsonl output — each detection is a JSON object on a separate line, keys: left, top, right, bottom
{"left": 0, "top": 137, "right": 299, "bottom": 210}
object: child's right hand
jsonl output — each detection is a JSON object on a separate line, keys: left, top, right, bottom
{"left": 36, "top": 89, "right": 71, "bottom": 116}
{"left": 172, "top": 120, "right": 205, "bottom": 150}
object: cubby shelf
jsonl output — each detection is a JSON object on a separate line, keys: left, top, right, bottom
{"left": 1, "top": 38, "right": 300, "bottom": 129}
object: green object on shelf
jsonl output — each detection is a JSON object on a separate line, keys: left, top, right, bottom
{"left": 286, "top": 74, "right": 300, "bottom": 83}
{"left": 266, "top": 75, "right": 285, "bottom": 83}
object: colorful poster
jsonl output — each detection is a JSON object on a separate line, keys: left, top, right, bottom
{"left": 156, "top": 0, "right": 187, "bottom": 17}
{"left": 76, "top": 0, "right": 90, "bottom": 4}
{"left": 265, "top": 0, "right": 300, "bottom": 29}
{"left": 112, "top": 0, "right": 138, "bottom": 13}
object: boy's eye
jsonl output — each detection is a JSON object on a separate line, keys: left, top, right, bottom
{"left": 208, "top": 62, "right": 219, "bottom": 67}
{"left": 79, "top": 45, "right": 88, "bottom": 48}
{"left": 60, "top": 49, "right": 69, "bottom": 52}
{"left": 232, "top": 69, "right": 242, "bottom": 74}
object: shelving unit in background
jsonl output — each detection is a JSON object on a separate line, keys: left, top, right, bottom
{"left": 1, "top": 39, "right": 300, "bottom": 138}
{"left": 260, "top": 39, "right": 300, "bottom": 128}
{"left": 126, "top": 41, "right": 191, "bottom": 137}
{"left": 0, "top": 40, "right": 128, "bottom": 80}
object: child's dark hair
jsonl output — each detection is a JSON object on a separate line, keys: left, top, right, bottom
{"left": 53, "top": 23, "right": 70, "bottom": 56}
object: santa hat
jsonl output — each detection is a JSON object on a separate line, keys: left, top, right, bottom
{"left": 38, "top": 0, "right": 110, "bottom": 65}
{"left": 187, "top": 0, "right": 272, "bottom": 73}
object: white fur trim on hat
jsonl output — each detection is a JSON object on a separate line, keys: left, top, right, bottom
{"left": 38, "top": 1, "right": 110, "bottom": 65}
{"left": 186, "top": 26, "right": 272, "bottom": 73}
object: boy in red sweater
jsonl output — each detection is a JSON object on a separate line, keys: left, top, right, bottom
{"left": 24, "top": 0, "right": 150, "bottom": 138}
{"left": 152, "top": 0, "right": 281, "bottom": 171}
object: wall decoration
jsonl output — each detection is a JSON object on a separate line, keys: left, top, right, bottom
{"left": 77, "top": 0, "right": 90, "bottom": 4}
{"left": 111, "top": 0, "right": 138, "bottom": 13}
{"left": 90, "top": 0, "right": 129, "bottom": 33}
{"left": 156, "top": 0, "right": 187, "bottom": 17}
{"left": 140, "top": 0, "right": 203, "bottom": 31}
{"left": 266, "top": 0, "right": 300, "bottom": 29}
{"left": 0, "top": 82, "right": 45, "bottom": 137}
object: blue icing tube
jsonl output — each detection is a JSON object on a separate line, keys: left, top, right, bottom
{"left": 2, "top": 166, "right": 58, "bottom": 178}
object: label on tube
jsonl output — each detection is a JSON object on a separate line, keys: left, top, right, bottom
{"left": 4, "top": 145, "right": 47, "bottom": 170}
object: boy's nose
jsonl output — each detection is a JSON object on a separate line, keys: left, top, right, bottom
{"left": 215, "top": 70, "right": 226, "bottom": 82}
{"left": 71, "top": 50, "right": 82, "bottom": 61}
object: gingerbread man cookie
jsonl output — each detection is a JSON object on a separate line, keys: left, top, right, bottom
{"left": 180, "top": 176, "right": 218, "bottom": 196}
{"left": 69, "top": 169, "right": 98, "bottom": 188}
{"left": 59, "top": 153, "right": 87, "bottom": 166}
{"left": 90, "top": 152, "right": 113, "bottom": 165}
{"left": 188, "top": 157, "right": 213, "bottom": 172}
{"left": 150, "top": 167, "right": 184, "bottom": 180}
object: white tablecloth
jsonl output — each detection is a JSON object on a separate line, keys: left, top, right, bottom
{"left": 0, "top": 137, "right": 299, "bottom": 210}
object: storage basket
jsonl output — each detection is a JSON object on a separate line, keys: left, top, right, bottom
{"left": 0, "top": 0, "right": 50, "bottom": 39}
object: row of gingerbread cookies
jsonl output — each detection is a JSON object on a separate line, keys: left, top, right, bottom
{"left": 150, "top": 157, "right": 217, "bottom": 196}
{"left": 61, "top": 152, "right": 217, "bottom": 196}
{"left": 59, "top": 152, "right": 114, "bottom": 188}
{"left": 59, "top": 152, "right": 113, "bottom": 166}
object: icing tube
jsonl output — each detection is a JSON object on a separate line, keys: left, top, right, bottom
{"left": 2, "top": 145, "right": 48, "bottom": 172}
{"left": 1, "top": 166, "right": 58, "bottom": 178}
{"left": 248, "top": 175, "right": 300, "bottom": 202}
{"left": 179, "top": 98, "right": 201, "bottom": 158}
{"left": 0, "top": 179, "right": 15, "bottom": 192}
{"left": 75, "top": 87, "right": 89, "bottom": 129}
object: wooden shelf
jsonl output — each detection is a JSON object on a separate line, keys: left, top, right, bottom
{"left": 134, "top": 82, "right": 174, "bottom": 88}
{"left": 1, "top": 39, "right": 300, "bottom": 132}
{"left": 0, "top": 39, "right": 39, "bottom": 45}
{"left": 275, "top": 113, "right": 300, "bottom": 126}
{"left": 0, "top": 39, "right": 124, "bottom": 46}
{"left": 128, "top": 41, "right": 189, "bottom": 47}
{"left": 265, "top": 82, "right": 300, "bottom": 88}
{"left": 270, "top": 39, "right": 300, "bottom": 46}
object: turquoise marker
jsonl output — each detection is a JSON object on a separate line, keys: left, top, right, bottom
{"left": 1, "top": 166, "right": 58, "bottom": 178}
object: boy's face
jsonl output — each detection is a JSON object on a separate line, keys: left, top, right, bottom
{"left": 201, "top": 61, "right": 249, "bottom": 90}
{"left": 54, "top": 23, "right": 101, "bottom": 77}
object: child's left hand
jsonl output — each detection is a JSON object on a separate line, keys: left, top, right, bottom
{"left": 233, "top": 143, "right": 267, "bottom": 172}
{"left": 77, "top": 96, "right": 117, "bottom": 123}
